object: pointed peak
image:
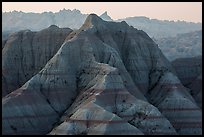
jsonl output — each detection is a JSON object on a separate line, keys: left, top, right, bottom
{"left": 101, "top": 11, "right": 108, "bottom": 16}
{"left": 83, "top": 14, "right": 104, "bottom": 26}
{"left": 100, "top": 11, "right": 113, "bottom": 21}
{"left": 88, "top": 13, "right": 103, "bottom": 20}
{"left": 67, "top": 14, "right": 105, "bottom": 38}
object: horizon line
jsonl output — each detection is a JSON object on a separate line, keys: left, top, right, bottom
{"left": 2, "top": 9, "right": 202, "bottom": 24}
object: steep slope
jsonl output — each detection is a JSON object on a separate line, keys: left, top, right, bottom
{"left": 146, "top": 72, "right": 202, "bottom": 134}
{"left": 154, "top": 30, "right": 202, "bottom": 61}
{"left": 2, "top": 14, "right": 202, "bottom": 135}
{"left": 2, "top": 39, "right": 7, "bottom": 49}
{"left": 188, "top": 73, "right": 202, "bottom": 108}
{"left": 2, "top": 25, "right": 72, "bottom": 96}
{"left": 2, "top": 31, "right": 12, "bottom": 49}
{"left": 47, "top": 37, "right": 176, "bottom": 135}
{"left": 171, "top": 56, "right": 202, "bottom": 108}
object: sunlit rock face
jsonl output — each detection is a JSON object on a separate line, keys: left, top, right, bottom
{"left": 2, "top": 14, "right": 202, "bottom": 135}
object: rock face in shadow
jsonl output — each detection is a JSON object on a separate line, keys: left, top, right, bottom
{"left": 171, "top": 56, "right": 202, "bottom": 85}
{"left": 2, "top": 25, "right": 72, "bottom": 96}
{"left": 2, "top": 31, "right": 12, "bottom": 49}
{"left": 188, "top": 73, "right": 202, "bottom": 108}
{"left": 171, "top": 56, "right": 202, "bottom": 108}
{"left": 2, "top": 14, "right": 202, "bottom": 135}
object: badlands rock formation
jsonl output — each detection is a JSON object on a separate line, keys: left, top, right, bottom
{"left": 2, "top": 25, "right": 72, "bottom": 96}
{"left": 154, "top": 30, "right": 202, "bottom": 61}
{"left": 171, "top": 56, "right": 202, "bottom": 108}
{"left": 2, "top": 14, "right": 202, "bottom": 135}
{"left": 188, "top": 73, "right": 202, "bottom": 108}
{"left": 2, "top": 31, "right": 12, "bottom": 49}
{"left": 171, "top": 56, "right": 202, "bottom": 86}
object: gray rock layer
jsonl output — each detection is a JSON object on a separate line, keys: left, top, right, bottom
{"left": 171, "top": 56, "right": 202, "bottom": 108}
{"left": 171, "top": 56, "right": 202, "bottom": 85}
{"left": 2, "top": 26, "right": 72, "bottom": 96}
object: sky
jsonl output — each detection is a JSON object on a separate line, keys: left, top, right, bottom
{"left": 2, "top": 2, "right": 202, "bottom": 23}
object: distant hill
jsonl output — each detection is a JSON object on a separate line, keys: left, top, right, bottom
{"left": 117, "top": 16, "right": 202, "bottom": 38}
{"left": 154, "top": 30, "right": 202, "bottom": 61}
{"left": 2, "top": 9, "right": 202, "bottom": 39}
{"left": 2, "top": 9, "right": 88, "bottom": 32}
